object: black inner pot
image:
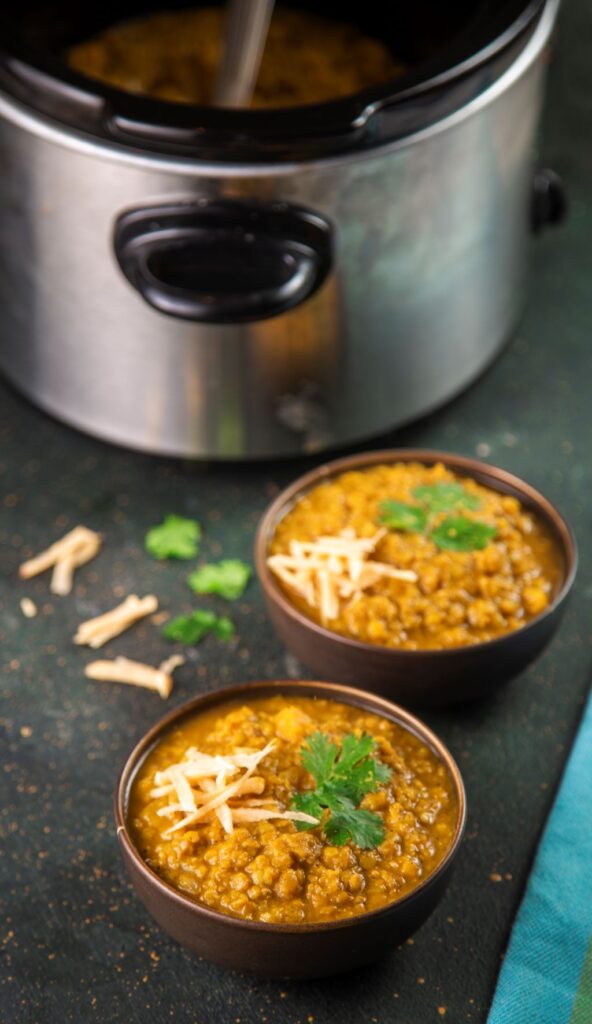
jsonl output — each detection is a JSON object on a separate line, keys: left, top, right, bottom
{"left": 0, "top": 0, "right": 546, "bottom": 160}
{"left": 12, "top": 0, "right": 473, "bottom": 64}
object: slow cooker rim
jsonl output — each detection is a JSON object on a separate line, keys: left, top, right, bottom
{"left": 0, "top": 0, "right": 549, "bottom": 160}
{"left": 0, "top": 0, "right": 559, "bottom": 176}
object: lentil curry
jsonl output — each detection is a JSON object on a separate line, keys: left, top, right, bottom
{"left": 68, "top": 7, "right": 401, "bottom": 108}
{"left": 268, "top": 462, "right": 563, "bottom": 650}
{"left": 128, "top": 696, "right": 458, "bottom": 924}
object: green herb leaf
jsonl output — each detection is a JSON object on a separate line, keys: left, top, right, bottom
{"left": 163, "top": 610, "right": 216, "bottom": 644}
{"left": 412, "top": 482, "right": 481, "bottom": 512}
{"left": 292, "top": 732, "right": 390, "bottom": 849}
{"left": 145, "top": 515, "right": 201, "bottom": 560}
{"left": 378, "top": 500, "right": 427, "bottom": 533}
{"left": 328, "top": 733, "right": 391, "bottom": 804}
{"left": 187, "top": 559, "right": 251, "bottom": 601}
{"left": 430, "top": 516, "right": 496, "bottom": 552}
{"left": 300, "top": 732, "right": 339, "bottom": 786}
{"left": 291, "top": 790, "right": 325, "bottom": 830}
{"left": 163, "top": 610, "right": 234, "bottom": 645}
{"left": 212, "top": 615, "right": 235, "bottom": 641}
{"left": 323, "top": 800, "right": 386, "bottom": 849}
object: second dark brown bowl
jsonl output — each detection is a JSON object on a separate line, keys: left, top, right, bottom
{"left": 255, "top": 449, "right": 577, "bottom": 706}
{"left": 115, "top": 680, "right": 466, "bottom": 978}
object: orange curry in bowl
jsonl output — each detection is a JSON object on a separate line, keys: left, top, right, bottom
{"left": 128, "top": 695, "right": 459, "bottom": 924}
{"left": 267, "top": 462, "right": 563, "bottom": 651}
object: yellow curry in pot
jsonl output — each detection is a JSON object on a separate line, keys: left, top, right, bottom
{"left": 267, "top": 462, "right": 563, "bottom": 650}
{"left": 129, "top": 696, "right": 458, "bottom": 924}
{"left": 67, "top": 7, "right": 402, "bottom": 108}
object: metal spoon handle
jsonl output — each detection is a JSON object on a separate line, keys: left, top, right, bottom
{"left": 214, "top": 0, "right": 275, "bottom": 108}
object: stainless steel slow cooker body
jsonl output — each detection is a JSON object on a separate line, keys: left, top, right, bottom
{"left": 0, "top": 0, "right": 561, "bottom": 458}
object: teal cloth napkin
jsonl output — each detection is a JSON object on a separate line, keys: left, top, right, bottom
{"left": 487, "top": 691, "right": 592, "bottom": 1024}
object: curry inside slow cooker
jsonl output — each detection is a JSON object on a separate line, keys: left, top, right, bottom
{"left": 66, "top": 6, "right": 405, "bottom": 109}
{"left": 0, "top": 1, "right": 546, "bottom": 157}
{"left": 17, "top": 0, "right": 471, "bottom": 82}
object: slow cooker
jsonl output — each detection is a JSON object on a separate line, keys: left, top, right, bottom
{"left": 0, "top": 0, "right": 564, "bottom": 458}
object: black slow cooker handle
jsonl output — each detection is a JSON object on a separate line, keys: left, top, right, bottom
{"left": 531, "top": 168, "right": 567, "bottom": 233}
{"left": 113, "top": 200, "right": 333, "bottom": 324}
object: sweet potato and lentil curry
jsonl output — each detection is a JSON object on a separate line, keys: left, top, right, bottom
{"left": 268, "top": 462, "right": 563, "bottom": 650}
{"left": 129, "top": 696, "right": 458, "bottom": 924}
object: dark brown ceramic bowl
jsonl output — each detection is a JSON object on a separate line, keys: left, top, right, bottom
{"left": 115, "top": 680, "right": 466, "bottom": 978}
{"left": 255, "top": 450, "right": 577, "bottom": 706}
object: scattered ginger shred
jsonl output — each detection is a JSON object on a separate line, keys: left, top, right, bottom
{"left": 74, "top": 594, "right": 158, "bottom": 648}
{"left": 84, "top": 653, "right": 184, "bottom": 699}
{"left": 20, "top": 597, "right": 38, "bottom": 619}
{"left": 18, "top": 526, "right": 101, "bottom": 596}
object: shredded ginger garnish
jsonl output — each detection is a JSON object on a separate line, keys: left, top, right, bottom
{"left": 150, "top": 741, "right": 319, "bottom": 838}
{"left": 267, "top": 528, "right": 417, "bottom": 621}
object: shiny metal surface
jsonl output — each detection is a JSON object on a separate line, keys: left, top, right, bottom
{"left": 0, "top": 1, "right": 558, "bottom": 458}
{"left": 214, "top": 0, "right": 275, "bottom": 107}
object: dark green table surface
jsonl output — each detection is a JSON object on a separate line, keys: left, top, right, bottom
{"left": 1, "top": 2, "right": 591, "bottom": 1021}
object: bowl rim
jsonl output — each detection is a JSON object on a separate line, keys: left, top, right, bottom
{"left": 254, "top": 448, "right": 578, "bottom": 660}
{"left": 114, "top": 679, "right": 467, "bottom": 934}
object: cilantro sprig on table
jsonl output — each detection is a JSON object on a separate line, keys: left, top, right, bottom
{"left": 291, "top": 732, "right": 391, "bottom": 849}
{"left": 379, "top": 481, "right": 496, "bottom": 552}
{"left": 145, "top": 515, "right": 251, "bottom": 646}
{"left": 187, "top": 559, "right": 251, "bottom": 601}
{"left": 145, "top": 515, "right": 201, "bottom": 560}
{"left": 163, "top": 610, "right": 234, "bottom": 645}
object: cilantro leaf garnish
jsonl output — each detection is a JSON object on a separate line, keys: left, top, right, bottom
{"left": 163, "top": 610, "right": 234, "bottom": 644}
{"left": 412, "top": 482, "right": 481, "bottom": 512}
{"left": 323, "top": 801, "right": 386, "bottom": 850}
{"left": 145, "top": 515, "right": 201, "bottom": 560}
{"left": 187, "top": 559, "right": 251, "bottom": 601}
{"left": 378, "top": 500, "right": 427, "bottom": 533}
{"left": 300, "top": 731, "right": 338, "bottom": 784}
{"left": 379, "top": 482, "right": 495, "bottom": 552}
{"left": 430, "top": 516, "right": 496, "bottom": 552}
{"left": 332, "top": 733, "right": 391, "bottom": 803}
{"left": 290, "top": 789, "right": 325, "bottom": 822}
{"left": 291, "top": 732, "right": 390, "bottom": 849}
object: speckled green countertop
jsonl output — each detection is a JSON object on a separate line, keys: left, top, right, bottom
{"left": 1, "top": 2, "right": 591, "bottom": 1021}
